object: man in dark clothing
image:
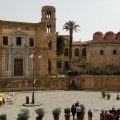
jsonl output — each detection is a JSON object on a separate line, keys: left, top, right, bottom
{"left": 88, "top": 109, "right": 93, "bottom": 120}
{"left": 100, "top": 110, "right": 104, "bottom": 120}
{"left": 71, "top": 104, "right": 76, "bottom": 120}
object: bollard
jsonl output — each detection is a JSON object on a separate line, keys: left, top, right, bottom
{"left": 26, "top": 96, "right": 29, "bottom": 104}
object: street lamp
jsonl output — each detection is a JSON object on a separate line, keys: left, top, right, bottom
{"left": 29, "top": 52, "right": 41, "bottom": 105}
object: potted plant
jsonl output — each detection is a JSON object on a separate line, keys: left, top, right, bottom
{"left": 80, "top": 104, "right": 85, "bottom": 120}
{"left": 0, "top": 114, "right": 7, "bottom": 120}
{"left": 64, "top": 108, "right": 71, "bottom": 120}
{"left": 101, "top": 89, "right": 106, "bottom": 98}
{"left": 35, "top": 108, "right": 45, "bottom": 120}
{"left": 52, "top": 107, "right": 61, "bottom": 120}
{"left": 17, "top": 109, "right": 30, "bottom": 120}
{"left": 106, "top": 92, "right": 111, "bottom": 99}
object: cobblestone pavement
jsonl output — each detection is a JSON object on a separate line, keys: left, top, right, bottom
{"left": 0, "top": 90, "right": 120, "bottom": 120}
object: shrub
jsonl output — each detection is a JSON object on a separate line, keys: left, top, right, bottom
{"left": 0, "top": 114, "right": 7, "bottom": 120}
{"left": 80, "top": 104, "right": 85, "bottom": 114}
{"left": 17, "top": 109, "right": 30, "bottom": 120}
{"left": 64, "top": 108, "right": 70, "bottom": 115}
{"left": 67, "top": 69, "right": 79, "bottom": 76}
{"left": 52, "top": 107, "right": 61, "bottom": 117}
{"left": 35, "top": 108, "right": 45, "bottom": 119}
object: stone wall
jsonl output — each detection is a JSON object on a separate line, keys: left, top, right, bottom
{"left": 0, "top": 76, "right": 120, "bottom": 91}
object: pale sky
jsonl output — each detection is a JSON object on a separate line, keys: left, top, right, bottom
{"left": 0, "top": 0, "right": 120, "bottom": 41}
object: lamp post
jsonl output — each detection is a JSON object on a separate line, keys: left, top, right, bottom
{"left": 30, "top": 52, "right": 41, "bottom": 105}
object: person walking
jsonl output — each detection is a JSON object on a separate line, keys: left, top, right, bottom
{"left": 100, "top": 110, "right": 104, "bottom": 120}
{"left": 71, "top": 104, "right": 76, "bottom": 120}
{"left": 88, "top": 109, "right": 93, "bottom": 120}
{"left": 76, "top": 104, "right": 81, "bottom": 120}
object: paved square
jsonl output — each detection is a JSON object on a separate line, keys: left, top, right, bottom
{"left": 0, "top": 90, "right": 120, "bottom": 120}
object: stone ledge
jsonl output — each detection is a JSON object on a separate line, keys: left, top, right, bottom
{"left": 23, "top": 103, "right": 43, "bottom": 107}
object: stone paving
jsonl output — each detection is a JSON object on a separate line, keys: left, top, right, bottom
{"left": 0, "top": 90, "right": 120, "bottom": 120}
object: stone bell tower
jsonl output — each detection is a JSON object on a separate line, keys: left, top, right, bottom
{"left": 41, "top": 6, "right": 56, "bottom": 74}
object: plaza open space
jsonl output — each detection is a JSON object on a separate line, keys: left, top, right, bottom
{"left": 0, "top": 90, "right": 120, "bottom": 120}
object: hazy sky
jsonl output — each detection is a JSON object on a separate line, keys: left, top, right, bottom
{"left": 0, "top": 0, "right": 120, "bottom": 41}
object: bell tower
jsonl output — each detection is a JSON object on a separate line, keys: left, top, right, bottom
{"left": 41, "top": 6, "right": 56, "bottom": 74}
{"left": 41, "top": 6, "right": 56, "bottom": 33}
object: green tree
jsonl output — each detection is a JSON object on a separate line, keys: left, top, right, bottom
{"left": 79, "top": 59, "right": 91, "bottom": 67}
{"left": 57, "top": 33, "right": 65, "bottom": 55}
{"left": 54, "top": 55, "right": 65, "bottom": 63}
{"left": 79, "top": 59, "right": 91, "bottom": 68}
{"left": 63, "top": 21, "right": 80, "bottom": 69}
{"left": 79, "top": 59, "right": 92, "bottom": 74}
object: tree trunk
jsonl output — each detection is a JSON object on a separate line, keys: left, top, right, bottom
{"left": 69, "top": 30, "right": 73, "bottom": 69}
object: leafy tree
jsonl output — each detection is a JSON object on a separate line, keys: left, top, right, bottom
{"left": 63, "top": 21, "right": 80, "bottom": 69}
{"left": 54, "top": 55, "right": 65, "bottom": 63}
{"left": 79, "top": 59, "right": 92, "bottom": 74}
{"left": 56, "top": 33, "right": 65, "bottom": 55}
{"left": 79, "top": 59, "right": 91, "bottom": 68}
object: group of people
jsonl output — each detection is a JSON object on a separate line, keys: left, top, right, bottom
{"left": 100, "top": 107, "right": 120, "bottom": 120}
{"left": 71, "top": 101, "right": 93, "bottom": 120}
{"left": 70, "top": 101, "right": 120, "bottom": 120}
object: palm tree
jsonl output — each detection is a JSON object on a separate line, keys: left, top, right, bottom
{"left": 63, "top": 21, "right": 80, "bottom": 69}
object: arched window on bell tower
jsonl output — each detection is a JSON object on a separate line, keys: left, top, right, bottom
{"left": 47, "top": 24, "right": 51, "bottom": 33}
{"left": 47, "top": 11, "right": 51, "bottom": 18}
{"left": 41, "top": 6, "right": 56, "bottom": 19}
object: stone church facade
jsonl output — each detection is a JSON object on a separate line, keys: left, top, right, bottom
{"left": 60, "top": 31, "right": 120, "bottom": 74}
{"left": 1, "top": 5, "right": 120, "bottom": 78}
{"left": 0, "top": 6, "right": 56, "bottom": 78}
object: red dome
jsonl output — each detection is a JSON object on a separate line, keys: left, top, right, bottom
{"left": 93, "top": 31, "right": 104, "bottom": 40}
{"left": 104, "top": 31, "right": 115, "bottom": 40}
{"left": 116, "top": 32, "right": 120, "bottom": 40}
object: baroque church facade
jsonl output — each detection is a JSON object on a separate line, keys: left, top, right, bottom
{"left": 0, "top": 6, "right": 56, "bottom": 78}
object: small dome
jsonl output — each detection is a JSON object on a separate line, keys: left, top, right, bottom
{"left": 116, "top": 32, "right": 120, "bottom": 40}
{"left": 93, "top": 31, "right": 104, "bottom": 40}
{"left": 104, "top": 31, "right": 115, "bottom": 40}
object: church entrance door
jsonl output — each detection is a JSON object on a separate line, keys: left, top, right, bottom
{"left": 14, "top": 59, "right": 23, "bottom": 76}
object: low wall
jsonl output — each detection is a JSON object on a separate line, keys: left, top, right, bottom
{"left": 0, "top": 75, "right": 120, "bottom": 91}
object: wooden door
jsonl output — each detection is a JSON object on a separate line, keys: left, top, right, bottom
{"left": 14, "top": 59, "right": 23, "bottom": 76}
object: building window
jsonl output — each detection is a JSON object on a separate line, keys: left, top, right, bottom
{"left": 65, "top": 39, "right": 69, "bottom": 44}
{"left": 47, "top": 11, "right": 51, "bottom": 18}
{"left": 75, "top": 48, "right": 79, "bottom": 56}
{"left": 3, "top": 36, "right": 8, "bottom": 45}
{"left": 57, "top": 62, "right": 61, "bottom": 68}
{"left": 29, "top": 38, "right": 34, "bottom": 47}
{"left": 16, "top": 37, "right": 21, "bottom": 45}
{"left": 100, "top": 50, "right": 104, "bottom": 55}
{"left": 64, "top": 61, "right": 69, "bottom": 69}
{"left": 64, "top": 48, "right": 69, "bottom": 56}
{"left": 48, "top": 41, "right": 52, "bottom": 50}
{"left": 82, "top": 48, "right": 86, "bottom": 56}
{"left": 47, "top": 24, "right": 51, "bottom": 33}
{"left": 113, "top": 49, "right": 117, "bottom": 55}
